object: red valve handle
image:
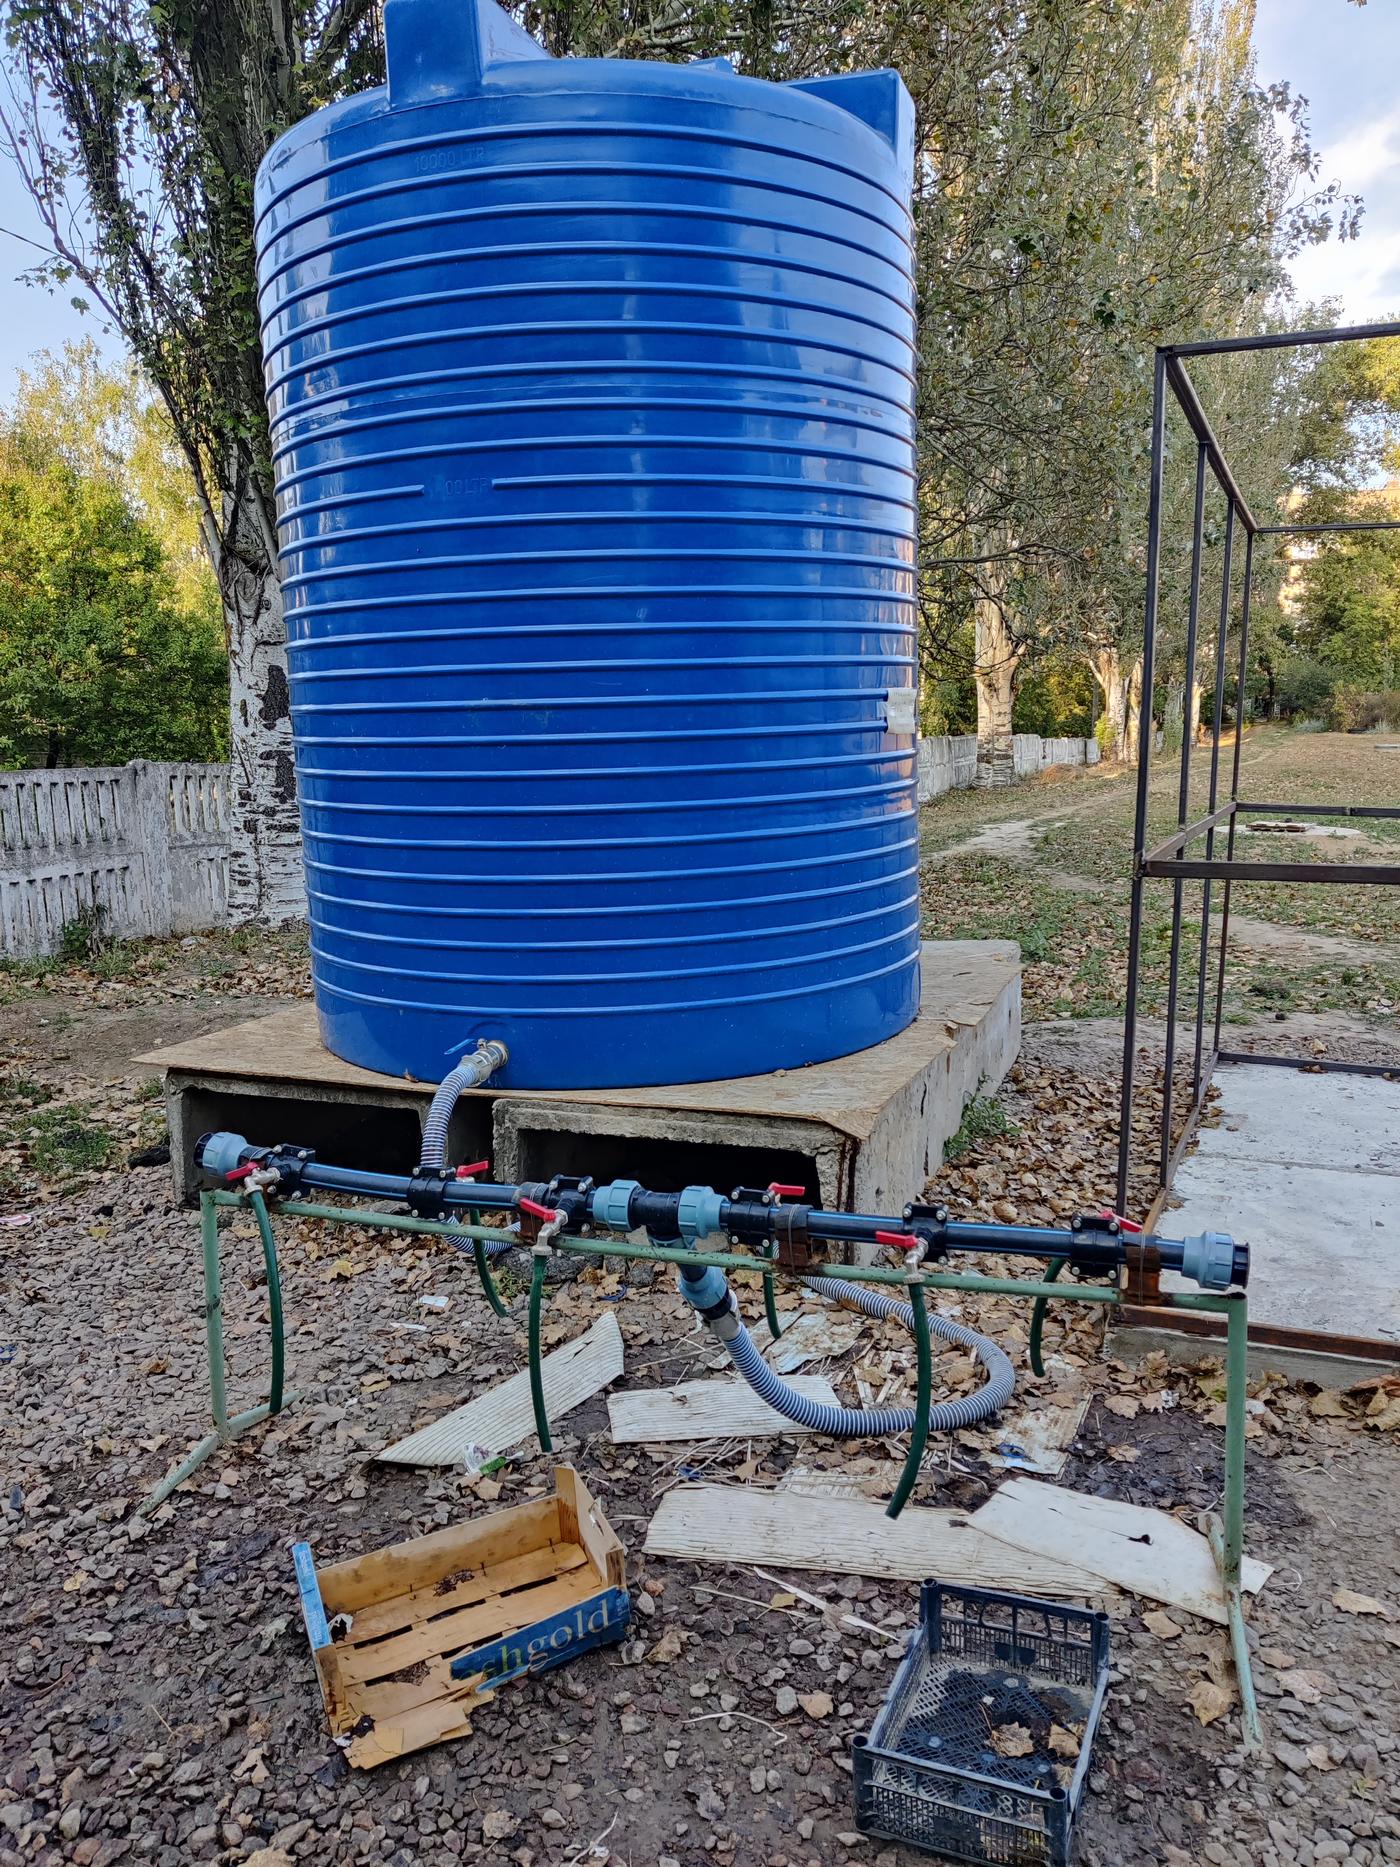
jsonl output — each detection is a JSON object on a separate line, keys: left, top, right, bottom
{"left": 456, "top": 1161, "right": 491, "bottom": 1179}
{"left": 518, "top": 1196, "right": 563, "bottom": 1224}
{"left": 1098, "top": 1207, "right": 1142, "bottom": 1234}
{"left": 767, "top": 1182, "right": 805, "bottom": 1199}
{"left": 225, "top": 1164, "right": 255, "bottom": 1183}
{"left": 875, "top": 1229, "right": 920, "bottom": 1251}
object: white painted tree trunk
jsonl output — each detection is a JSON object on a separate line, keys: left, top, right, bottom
{"left": 973, "top": 584, "right": 1020, "bottom": 787}
{"left": 1088, "top": 645, "right": 1129, "bottom": 761}
{"left": 220, "top": 496, "right": 305, "bottom": 924}
{"left": 1123, "top": 656, "right": 1144, "bottom": 764}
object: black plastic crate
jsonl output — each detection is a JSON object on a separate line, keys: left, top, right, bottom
{"left": 853, "top": 1581, "right": 1111, "bottom": 1867}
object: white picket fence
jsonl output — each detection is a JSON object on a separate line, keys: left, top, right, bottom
{"left": 918, "top": 731, "right": 1099, "bottom": 802}
{"left": 0, "top": 762, "right": 231, "bottom": 959}
{"left": 0, "top": 732, "right": 1099, "bottom": 958}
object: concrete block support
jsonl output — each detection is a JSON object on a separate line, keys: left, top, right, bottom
{"left": 142, "top": 941, "right": 1021, "bottom": 1219}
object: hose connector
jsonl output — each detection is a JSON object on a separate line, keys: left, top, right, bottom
{"left": 1179, "top": 1230, "right": 1247, "bottom": 1290}
{"left": 675, "top": 1258, "right": 741, "bottom": 1340}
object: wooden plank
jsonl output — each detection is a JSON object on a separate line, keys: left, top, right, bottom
{"left": 133, "top": 943, "right": 1014, "bottom": 1141}
{"left": 337, "top": 1569, "right": 600, "bottom": 1685}
{"left": 342, "top": 1541, "right": 586, "bottom": 1645}
{"left": 378, "top": 1311, "right": 625, "bottom": 1466}
{"left": 555, "top": 1466, "right": 626, "bottom": 1592}
{"left": 608, "top": 1375, "right": 841, "bottom": 1443}
{"left": 968, "top": 1478, "right": 1272, "bottom": 1626}
{"left": 317, "top": 1496, "right": 563, "bottom": 1614}
{"left": 644, "top": 1485, "right": 1104, "bottom": 1597}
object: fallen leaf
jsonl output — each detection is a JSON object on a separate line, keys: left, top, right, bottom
{"left": 61, "top": 1571, "right": 87, "bottom": 1593}
{"left": 1186, "top": 1679, "right": 1232, "bottom": 1726}
{"left": 327, "top": 1257, "right": 354, "bottom": 1281}
{"left": 647, "top": 1627, "right": 684, "bottom": 1664}
{"left": 1047, "top": 1723, "right": 1080, "bottom": 1758}
{"left": 1367, "top": 1397, "right": 1400, "bottom": 1432}
{"left": 991, "top": 1723, "right": 1034, "bottom": 1758}
{"left": 768, "top": 1591, "right": 797, "bottom": 1609}
{"left": 1333, "top": 1588, "right": 1391, "bottom": 1619}
{"left": 799, "top": 1691, "right": 834, "bottom": 1720}
{"left": 1143, "top": 1610, "right": 1182, "bottom": 1640}
{"left": 481, "top": 1811, "right": 519, "bottom": 1843}
{"left": 1107, "top": 1444, "right": 1141, "bottom": 1462}
{"left": 1308, "top": 1390, "right": 1348, "bottom": 1418}
{"left": 1306, "top": 1745, "right": 1336, "bottom": 1772}
{"left": 1103, "top": 1395, "right": 1140, "bottom": 1419}
{"left": 1276, "top": 1668, "right": 1332, "bottom": 1704}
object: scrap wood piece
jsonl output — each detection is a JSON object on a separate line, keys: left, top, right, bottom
{"left": 378, "top": 1311, "right": 624, "bottom": 1466}
{"left": 608, "top": 1375, "right": 840, "bottom": 1444}
{"left": 645, "top": 1484, "right": 1104, "bottom": 1596}
{"left": 968, "top": 1477, "right": 1272, "bottom": 1627}
{"left": 992, "top": 1400, "right": 1090, "bottom": 1477}
{"left": 753, "top": 1305, "right": 867, "bottom": 1374}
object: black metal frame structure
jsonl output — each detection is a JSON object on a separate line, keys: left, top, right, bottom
{"left": 1116, "top": 321, "right": 1400, "bottom": 1225}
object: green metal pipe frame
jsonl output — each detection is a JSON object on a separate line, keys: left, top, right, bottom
{"left": 143, "top": 1188, "right": 1260, "bottom": 1744}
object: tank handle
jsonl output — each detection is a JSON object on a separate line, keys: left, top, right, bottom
{"left": 786, "top": 70, "right": 914, "bottom": 186}
{"left": 385, "top": 0, "right": 552, "bottom": 109}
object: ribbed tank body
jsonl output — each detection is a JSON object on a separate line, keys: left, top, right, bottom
{"left": 254, "top": 0, "right": 920, "bottom": 1088}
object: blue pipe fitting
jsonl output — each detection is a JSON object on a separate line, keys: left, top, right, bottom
{"left": 591, "top": 1179, "right": 641, "bottom": 1233}
{"left": 1180, "top": 1230, "right": 1244, "bottom": 1291}
{"left": 676, "top": 1185, "right": 727, "bottom": 1245}
{"left": 197, "top": 1131, "right": 252, "bottom": 1176}
{"left": 676, "top": 1262, "right": 730, "bottom": 1308}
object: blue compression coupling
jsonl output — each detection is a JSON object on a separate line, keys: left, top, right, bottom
{"left": 677, "top": 1185, "right": 727, "bottom": 1244}
{"left": 1179, "top": 1230, "right": 1244, "bottom": 1291}
{"left": 591, "top": 1180, "right": 640, "bottom": 1233}
{"left": 198, "top": 1131, "right": 252, "bottom": 1175}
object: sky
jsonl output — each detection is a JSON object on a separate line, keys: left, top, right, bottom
{"left": 0, "top": 1, "right": 1397, "bottom": 402}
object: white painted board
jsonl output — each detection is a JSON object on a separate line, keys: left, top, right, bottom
{"left": 645, "top": 1484, "right": 1104, "bottom": 1597}
{"left": 378, "top": 1311, "right": 624, "bottom": 1466}
{"left": 969, "top": 1477, "right": 1271, "bottom": 1626}
{"left": 608, "top": 1376, "right": 841, "bottom": 1443}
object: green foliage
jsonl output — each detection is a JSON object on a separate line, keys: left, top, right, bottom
{"left": 0, "top": 423, "right": 228, "bottom": 767}
{"left": 944, "top": 1092, "right": 1019, "bottom": 1164}
{"left": 55, "top": 910, "right": 106, "bottom": 966}
{"left": 25, "top": 1102, "right": 118, "bottom": 1175}
{"left": 1329, "top": 687, "right": 1400, "bottom": 733}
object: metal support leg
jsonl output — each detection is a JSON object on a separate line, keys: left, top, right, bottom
{"left": 1210, "top": 1293, "right": 1261, "bottom": 1750}
{"left": 468, "top": 1204, "right": 508, "bottom": 1317}
{"left": 1028, "top": 1258, "right": 1066, "bottom": 1378}
{"left": 886, "top": 1283, "right": 932, "bottom": 1520}
{"left": 141, "top": 1191, "right": 297, "bottom": 1514}
{"left": 763, "top": 1253, "right": 784, "bottom": 1343}
{"left": 528, "top": 1250, "right": 553, "bottom": 1453}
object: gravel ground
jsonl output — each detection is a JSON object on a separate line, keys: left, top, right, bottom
{"left": 1, "top": 759, "right": 1398, "bottom": 1867}
{"left": 2, "top": 1025, "right": 1398, "bottom": 1867}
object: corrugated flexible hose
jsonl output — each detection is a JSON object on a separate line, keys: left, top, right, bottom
{"left": 420, "top": 1042, "right": 509, "bottom": 1256}
{"left": 718, "top": 1273, "right": 1015, "bottom": 1437}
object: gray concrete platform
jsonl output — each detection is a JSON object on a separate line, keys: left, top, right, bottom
{"left": 139, "top": 941, "right": 1021, "bottom": 1214}
{"left": 1145, "top": 1061, "right": 1400, "bottom": 1373}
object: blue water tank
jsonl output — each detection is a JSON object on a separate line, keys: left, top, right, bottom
{"left": 254, "top": 0, "right": 920, "bottom": 1089}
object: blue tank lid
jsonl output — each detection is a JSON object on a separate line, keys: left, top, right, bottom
{"left": 257, "top": 0, "right": 913, "bottom": 207}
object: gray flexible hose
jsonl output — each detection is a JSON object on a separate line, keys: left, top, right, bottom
{"left": 718, "top": 1272, "right": 1015, "bottom": 1437}
{"left": 419, "top": 1040, "right": 509, "bottom": 1257}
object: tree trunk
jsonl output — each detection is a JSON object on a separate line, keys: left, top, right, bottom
{"left": 973, "top": 589, "right": 1020, "bottom": 786}
{"left": 221, "top": 492, "right": 305, "bottom": 924}
{"left": 1189, "top": 678, "right": 1204, "bottom": 744}
{"left": 1088, "top": 645, "right": 1129, "bottom": 760}
{"left": 1123, "top": 657, "right": 1144, "bottom": 764}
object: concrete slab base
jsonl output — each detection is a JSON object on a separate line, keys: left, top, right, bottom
{"left": 138, "top": 941, "right": 1021, "bottom": 1215}
{"left": 1115, "top": 1060, "right": 1400, "bottom": 1376}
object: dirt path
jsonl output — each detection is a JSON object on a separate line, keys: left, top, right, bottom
{"left": 923, "top": 734, "right": 1396, "bottom": 968}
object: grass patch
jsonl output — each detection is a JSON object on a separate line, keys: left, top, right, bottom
{"left": 25, "top": 1104, "right": 119, "bottom": 1177}
{"left": 945, "top": 1092, "right": 1020, "bottom": 1162}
